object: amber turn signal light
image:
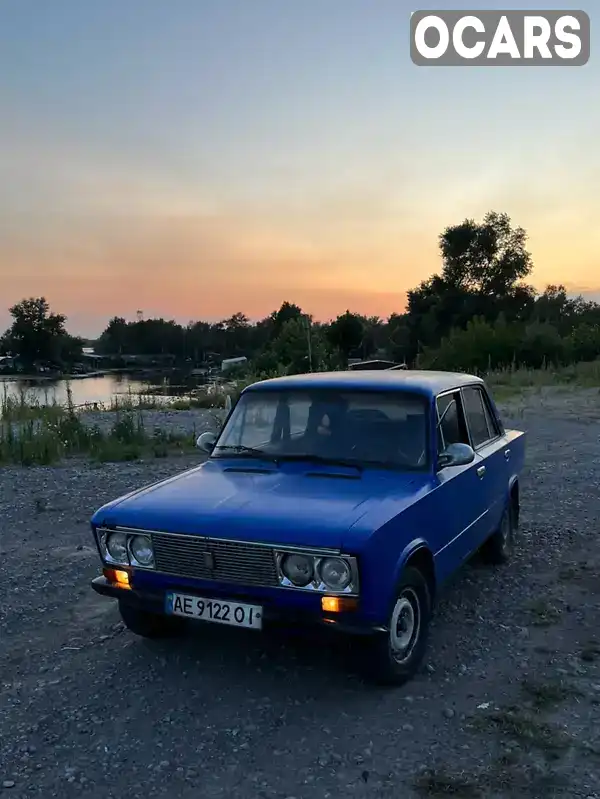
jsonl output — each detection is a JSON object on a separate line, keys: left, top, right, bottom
{"left": 321, "top": 596, "right": 358, "bottom": 613}
{"left": 102, "top": 567, "right": 131, "bottom": 589}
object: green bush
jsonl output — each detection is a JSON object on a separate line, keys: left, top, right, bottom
{"left": 420, "top": 316, "right": 600, "bottom": 379}
{"left": 564, "top": 324, "right": 600, "bottom": 363}
{"left": 0, "top": 390, "right": 198, "bottom": 466}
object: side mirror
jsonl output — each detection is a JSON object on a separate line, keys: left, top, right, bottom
{"left": 438, "top": 442, "right": 475, "bottom": 469}
{"left": 196, "top": 431, "right": 217, "bottom": 454}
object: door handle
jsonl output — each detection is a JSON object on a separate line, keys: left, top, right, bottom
{"left": 477, "top": 465, "right": 486, "bottom": 479}
{"left": 504, "top": 449, "right": 511, "bottom": 460}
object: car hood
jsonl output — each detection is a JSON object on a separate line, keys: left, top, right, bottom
{"left": 92, "top": 459, "right": 430, "bottom": 551}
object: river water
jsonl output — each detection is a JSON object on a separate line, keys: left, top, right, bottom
{"left": 0, "top": 372, "right": 210, "bottom": 408}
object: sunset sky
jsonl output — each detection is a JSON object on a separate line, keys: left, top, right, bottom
{"left": 1, "top": 0, "right": 598, "bottom": 337}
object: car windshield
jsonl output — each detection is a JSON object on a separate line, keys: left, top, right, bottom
{"left": 212, "top": 389, "right": 430, "bottom": 470}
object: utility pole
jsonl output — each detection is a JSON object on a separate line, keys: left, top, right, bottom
{"left": 304, "top": 315, "right": 313, "bottom": 372}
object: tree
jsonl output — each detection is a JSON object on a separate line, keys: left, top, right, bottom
{"left": 419, "top": 316, "right": 522, "bottom": 372}
{"left": 531, "top": 285, "right": 600, "bottom": 334}
{"left": 360, "top": 316, "right": 386, "bottom": 358}
{"left": 439, "top": 211, "right": 533, "bottom": 295}
{"left": 258, "top": 317, "right": 331, "bottom": 374}
{"left": 386, "top": 313, "right": 410, "bottom": 363}
{"left": 96, "top": 317, "right": 129, "bottom": 355}
{"left": 406, "top": 211, "right": 536, "bottom": 358}
{"left": 186, "top": 320, "right": 217, "bottom": 362}
{"left": 516, "top": 322, "right": 565, "bottom": 368}
{"left": 222, "top": 312, "right": 251, "bottom": 356}
{"left": 327, "top": 311, "right": 365, "bottom": 362}
{"left": 566, "top": 323, "right": 600, "bottom": 363}
{"left": 1, "top": 297, "right": 83, "bottom": 367}
{"left": 269, "top": 302, "right": 304, "bottom": 337}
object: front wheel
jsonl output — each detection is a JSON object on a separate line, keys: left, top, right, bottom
{"left": 360, "top": 566, "right": 431, "bottom": 686}
{"left": 119, "top": 600, "right": 185, "bottom": 639}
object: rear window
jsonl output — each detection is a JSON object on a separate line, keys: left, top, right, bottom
{"left": 462, "top": 386, "right": 499, "bottom": 448}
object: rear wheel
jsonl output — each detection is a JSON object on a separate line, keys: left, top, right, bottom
{"left": 119, "top": 600, "right": 185, "bottom": 639}
{"left": 361, "top": 566, "right": 431, "bottom": 686}
{"left": 481, "top": 504, "right": 515, "bottom": 564}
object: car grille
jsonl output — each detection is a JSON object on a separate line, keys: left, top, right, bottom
{"left": 151, "top": 532, "right": 279, "bottom": 587}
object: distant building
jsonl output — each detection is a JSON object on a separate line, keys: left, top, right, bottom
{"left": 80, "top": 352, "right": 106, "bottom": 368}
{"left": 348, "top": 359, "right": 399, "bottom": 371}
{"left": 0, "top": 355, "right": 15, "bottom": 371}
{"left": 221, "top": 356, "right": 248, "bottom": 372}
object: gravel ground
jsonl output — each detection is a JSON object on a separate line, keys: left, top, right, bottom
{"left": 1, "top": 387, "right": 600, "bottom": 798}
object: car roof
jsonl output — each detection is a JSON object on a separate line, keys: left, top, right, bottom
{"left": 244, "top": 370, "right": 484, "bottom": 399}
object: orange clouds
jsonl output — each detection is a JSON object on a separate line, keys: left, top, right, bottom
{"left": 0, "top": 209, "right": 413, "bottom": 332}
{"left": 1, "top": 195, "right": 599, "bottom": 337}
{"left": 1, "top": 134, "right": 599, "bottom": 337}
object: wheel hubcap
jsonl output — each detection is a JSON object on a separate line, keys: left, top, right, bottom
{"left": 389, "top": 589, "right": 421, "bottom": 664}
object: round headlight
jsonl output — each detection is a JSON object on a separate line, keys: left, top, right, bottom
{"left": 320, "top": 557, "right": 352, "bottom": 591}
{"left": 130, "top": 535, "right": 154, "bottom": 567}
{"left": 106, "top": 532, "right": 128, "bottom": 564}
{"left": 281, "top": 554, "right": 314, "bottom": 587}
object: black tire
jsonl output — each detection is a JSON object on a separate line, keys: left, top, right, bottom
{"left": 480, "top": 503, "right": 515, "bottom": 565}
{"left": 119, "top": 600, "right": 185, "bottom": 639}
{"left": 360, "top": 566, "right": 432, "bottom": 686}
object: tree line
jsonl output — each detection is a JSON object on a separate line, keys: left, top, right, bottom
{"left": 2, "top": 210, "right": 600, "bottom": 374}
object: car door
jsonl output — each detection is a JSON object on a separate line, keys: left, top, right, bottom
{"left": 431, "top": 390, "right": 489, "bottom": 583}
{"left": 460, "top": 384, "right": 508, "bottom": 551}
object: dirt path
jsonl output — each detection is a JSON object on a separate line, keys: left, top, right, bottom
{"left": 1, "top": 388, "right": 599, "bottom": 798}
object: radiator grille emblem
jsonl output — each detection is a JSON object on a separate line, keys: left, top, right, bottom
{"left": 204, "top": 552, "right": 215, "bottom": 570}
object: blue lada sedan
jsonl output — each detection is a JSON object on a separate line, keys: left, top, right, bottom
{"left": 90, "top": 370, "right": 526, "bottom": 685}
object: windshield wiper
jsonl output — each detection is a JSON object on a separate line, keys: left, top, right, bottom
{"left": 275, "top": 454, "right": 364, "bottom": 472}
{"left": 356, "top": 457, "right": 420, "bottom": 471}
{"left": 212, "top": 444, "right": 275, "bottom": 459}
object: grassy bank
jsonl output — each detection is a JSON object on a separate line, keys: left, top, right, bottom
{"left": 484, "top": 360, "right": 600, "bottom": 400}
{"left": 0, "top": 385, "right": 231, "bottom": 421}
{"left": 2, "top": 362, "right": 598, "bottom": 466}
{"left": 0, "top": 386, "right": 206, "bottom": 466}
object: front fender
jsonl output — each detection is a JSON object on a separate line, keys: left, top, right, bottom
{"left": 391, "top": 538, "right": 430, "bottom": 590}
{"left": 364, "top": 538, "right": 434, "bottom": 631}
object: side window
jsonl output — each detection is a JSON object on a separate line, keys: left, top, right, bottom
{"left": 436, "top": 392, "right": 469, "bottom": 452}
{"left": 462, "top": 386, "right": 496, "bottom": 448}
{"left": 481, "top": 389, "right": 501, "bottom": 438}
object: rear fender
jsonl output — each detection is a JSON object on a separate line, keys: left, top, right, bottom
{"left": 508, "top": 475, "right": 520, "bottom": 528}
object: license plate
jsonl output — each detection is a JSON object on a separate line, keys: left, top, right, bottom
{"left": 165, "top": 592, "right": 263, "bottom": 630}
